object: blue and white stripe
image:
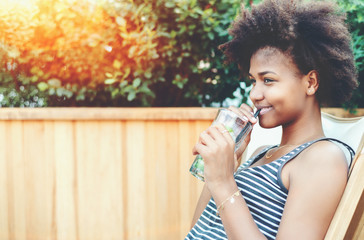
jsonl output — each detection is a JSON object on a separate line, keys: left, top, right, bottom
{"left": 185, "top": 138, "right": 354, "bottom": 240}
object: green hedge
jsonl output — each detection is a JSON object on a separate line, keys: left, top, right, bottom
{"left": 340, "top": 0, "right": 364, "bottom": 110}
{"left": 0, "top": 0, "right": 363, "bottom": 108}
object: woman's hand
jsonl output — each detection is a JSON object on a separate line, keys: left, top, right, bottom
{"left": 193, "top": 123, "right": 236, "bottom": 189}
{"left": 192, "top": 104, "right": 258, "bottom": 190}
{"left": 227, "top": 104, "right": 258, "bottom": 160}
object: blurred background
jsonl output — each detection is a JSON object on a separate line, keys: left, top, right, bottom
{"left": 0, "top": 0, "right": 363, "bottom": 109}
{"left": 0, "top": 1, "right": 363, "bottom": 240}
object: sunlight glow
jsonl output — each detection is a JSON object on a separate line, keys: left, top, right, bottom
{"left": 0, "top": 0, "right": 38, "bottom": 9}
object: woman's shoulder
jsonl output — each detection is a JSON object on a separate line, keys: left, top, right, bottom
{"left": 293, "top": 140, "right": 349, "bottom": 178}
{"left": 303, "top": 140, "right": 348, "bottom": 165}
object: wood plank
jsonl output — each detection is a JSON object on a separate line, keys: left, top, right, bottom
{"left": 164, "top": 121, "right": 182, "bottom": 239}
{"left": 325, "top": 153, "right": 364, "bottom": 239}
{"left": 43, "top": 121, "right": 57, "bottom": 240}
{"left": 144, "top": 120, "right": 180, "bottom": 239}
{"left": 0, "top": 121, "right": 9, "bottom": 240}
{"left": 0, "top": 108, "right": 361, "bottom": 240}
{"left": 54, "top": 121, "right": 77, "bottom": 240}
{"left": 22, "top": 120, "right": 55, "bottom": 239}
{"left": 75, "top": 121, "right": 123, "bottom": 240}
{"left": 349, "top": 191, "right": 364, "bottom": 240}
{"left": 0, "top": 108, "right": 218, "bottom": 120}
{"left": 96, "top": 121, "right": 123, "bottom": 239}
{"left": 178, "top": 120, "right": 209, "bottom": 238}
{"left": 9, "top": 121, "right": 27, "bottom": 240}
{"left": 0, "top": 107, "right": 362, "bottom": 120}
{"left": 125, "top": 121, "right": 147, "bottom": 239}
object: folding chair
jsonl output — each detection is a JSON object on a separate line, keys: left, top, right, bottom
{"left": 323, "top": 113, "right": 364, "bottom": 240}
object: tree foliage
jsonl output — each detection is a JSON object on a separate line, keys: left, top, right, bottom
{"left": 338, "top": 0, "right": 364, "bottom": 109}
{"left": 0, "top": 0, "right": 362, "bottom": 108}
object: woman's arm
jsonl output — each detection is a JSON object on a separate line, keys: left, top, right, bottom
{"left": 198, "top": 125, "right": 348, "bottom": 239}
{"left": 190, "top": 184, "right": 211, "bottom": 228}
{"left": 275, "top": 141, "right": 348, "bottom": 239}
{"left": 207, "top": 141, "right": 348, "bottom": 240}
{"left": 195, "top": 124, "right": 268, "bottom": 239}
{"left": 209, "top": 178, "right": 267, "bottom": 240}
{"left": 190, "top": 144, "right": 268, "bottom": 229}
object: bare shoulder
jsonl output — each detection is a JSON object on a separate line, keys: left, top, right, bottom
{"left": 299, "top": 140, "right": 348, "bottom": 171}
{"left": 290, "top": 140, "right": 349, "bottom": 188}
{"left": 277, "top": 140, "right": 349, "bottom": 238}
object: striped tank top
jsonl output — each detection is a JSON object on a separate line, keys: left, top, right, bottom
{"left": 185, "top": 138, "right": 354, "bottom": 240}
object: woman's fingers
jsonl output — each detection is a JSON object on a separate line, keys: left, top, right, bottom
{"left": 199, "top": 130, "right": 215, "bottom": 145}
{"left": 193, "top": 125, "right": 235, "bottom": 159}
{"left": 235, "top": 130, "right": 252, "bottom": 158}
{"left": 193, "top": 142, "right": 209, "bottom": 156}
{"left": 228, "top": 104, "right": 257, "bottom": 124}
{"left": 192, "top": 104, "right": 258, "bottom": 164}
{"left": 209, "top": 124, "right": 235, "bottom": 145}
{"left": 193, "top": 127, "right": 221, "bottom": 155}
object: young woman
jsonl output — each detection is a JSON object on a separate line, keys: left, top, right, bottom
{"left": 185, "top": 0, "right": 357, "bottom": 239}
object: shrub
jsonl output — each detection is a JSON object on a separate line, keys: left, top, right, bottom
{"left": 0, "top": 0, "right": 362, "bottom": 108}
{"left": 0, "top": 0, "right": 247, "bottom": 107}
{"left": 338, "top": 0, "right": 364, "bottom": 110}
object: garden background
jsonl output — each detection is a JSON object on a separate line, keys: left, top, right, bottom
{"left": 0, "top": 0, "right": 363, "bottom": 109}
{"left": 1, "top": 0, "right": 364, "bottom": 239}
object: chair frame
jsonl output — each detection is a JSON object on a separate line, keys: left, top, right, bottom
{"left": 325, "top": 134, "right": 364, "bottom": 239}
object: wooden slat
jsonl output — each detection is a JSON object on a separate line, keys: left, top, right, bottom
{"left": 349, "top": 191, "right": 364, "bottom": 240}
{"left": 178, "top": 120, "right": 208, "bottom": 238}
{"left": 0, "top": 121, "right": 9, "bottom": 240}
{"left": 9, "top": 121, "right": 27, "bottom": 240}
{"left": 0, "top": 108, "right": 362, "bottom": 240}
{"left": 0, "top": 107, "right": 219, "bottom": 120}
{"left": 0, "top": 107, "right": 362, "bottom": 120}
{"left": 125, "top": 121, "right": 147, "bottom": 239}
{"left": 54, "top": 121, "right": 77, "bottom": 240}
{"left": 325, "top": 152, "right": 364, "bottom": 239}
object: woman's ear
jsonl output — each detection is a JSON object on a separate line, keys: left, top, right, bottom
{"left": 305, "top": 70, "right": 319, "bottom": 95}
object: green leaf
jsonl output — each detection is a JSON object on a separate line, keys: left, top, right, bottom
{"left": 170, "top": 30, "right": 177, "bottom": 38}
{"left": 111, "top": 88, "right": 119, "bottom": 98}
{"left": 56, "top": 88, "right": 64, "bottom": 97}
{"left": 144, "top": 71, "right": 152, "bottom": 79}
{"left": 165, "top": 2, "right": 175, "bottom": 8}
{"left": 76, "top": 93, "right": 85, "bottom": 101}
{"left": 105, "top": 78, "right": 116, "bottom": 85}
{"left": 119, "top": 81, "right": 128, "bottom": 88}
{"left": 37, "top": 82, "right": 48, "bottom": 92}
{"left": 207, "top": 32, "right": 214, "bottom": 40}
{"left": 133, "top": 78, "right": 141, "bottom": 88}
{"left": 105, "top": 72, "right": 113, "bottom": 78}
{"left": 127, "top": 91, "right": 136, "bottom": 101}
{"left": 48, "top": 78, "right": 62, "bottom": 88}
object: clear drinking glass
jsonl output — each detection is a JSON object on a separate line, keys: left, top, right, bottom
{"left": 189, "top": 108, "right": 259, "bottom": 181}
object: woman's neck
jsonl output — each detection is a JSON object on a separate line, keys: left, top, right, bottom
{"left": 280, "top": 104, "right": 324, "bottom": 146}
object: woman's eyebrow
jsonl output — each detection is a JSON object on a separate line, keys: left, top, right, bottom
{"left": 249, "top": 71, "right": 277, "bottom": 77}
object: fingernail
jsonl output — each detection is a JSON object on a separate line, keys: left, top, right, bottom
{"left": 242, "top": 116, "right": 248, "bottom": 122}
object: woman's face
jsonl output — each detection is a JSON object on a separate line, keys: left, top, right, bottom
{"left": 249, "top": 47, "right": 309, "bottom": 128}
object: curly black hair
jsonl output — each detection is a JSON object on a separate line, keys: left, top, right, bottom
{"left": 219, "top": 0, "right": 358, "bottom": 106}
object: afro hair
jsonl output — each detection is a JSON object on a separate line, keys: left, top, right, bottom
{"left": 219, "top": 0, "right": 358, "bottom": 106}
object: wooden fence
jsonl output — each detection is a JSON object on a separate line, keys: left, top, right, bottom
{"left": 0, "top": 107, "right": 363, "bottom": 240}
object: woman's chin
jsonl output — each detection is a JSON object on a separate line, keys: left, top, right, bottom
{"left": 258, "top": 120, "right": 280, "bottom": 129}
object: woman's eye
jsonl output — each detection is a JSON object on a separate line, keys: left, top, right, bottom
{"left": 264, "top": 78, "right": 274, "bottom": 84}
{"left": 250, "top": 79, "right": 256, "bottom": 85}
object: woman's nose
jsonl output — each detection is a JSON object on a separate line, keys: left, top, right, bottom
{"left": 249, "top": 84, "right": 264, "bottom": 102}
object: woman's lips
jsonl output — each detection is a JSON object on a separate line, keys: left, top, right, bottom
{"left": 258, "top": 106, "right": 273, "bottom": 115}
